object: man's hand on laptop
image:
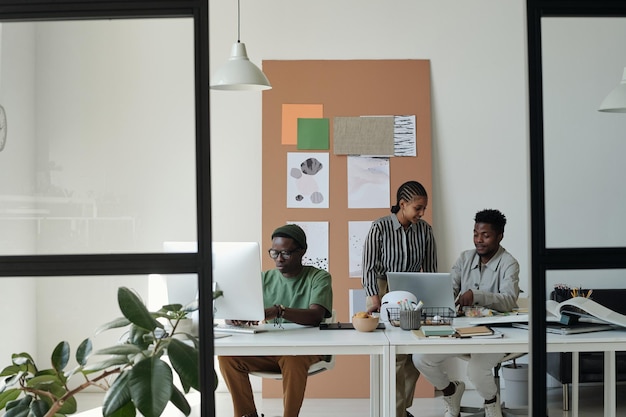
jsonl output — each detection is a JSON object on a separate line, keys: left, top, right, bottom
{"left": 457, "top": 289, "right": 474, "bottom": 307}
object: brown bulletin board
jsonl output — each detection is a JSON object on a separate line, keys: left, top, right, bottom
{"left": 262, "top": 60, "right": 434, "bottom": 399}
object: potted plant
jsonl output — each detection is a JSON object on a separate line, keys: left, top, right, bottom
{"left": 0, "top": 287, "right": 199, "bottom": 417}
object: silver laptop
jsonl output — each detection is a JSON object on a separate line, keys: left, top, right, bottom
{"left": 387, "top": 272, "right": 457, "bottom": 316}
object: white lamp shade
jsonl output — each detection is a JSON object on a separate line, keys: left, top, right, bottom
{"left": 599, "top": 67, "right": 626, "bottom": 113}
{"left": 210, "top": 42, "right": 271, "bottom": 91}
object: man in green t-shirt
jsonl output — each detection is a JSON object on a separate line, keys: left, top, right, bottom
{"left": 218, "top": 224, "right": 333, "bottom": 417}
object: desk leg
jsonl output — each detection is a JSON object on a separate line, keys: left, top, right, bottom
{"left": 604, "top": 351, "right": 616, "bottom": 417}
{"left": 388, "top": 345, "right": 397, "bottom": 417}
{"left": 370, "top": 354, "right": 380, "bottom": 417}
{"left": 382, "top": 345, "right": 391, "bottom": 417}
{"left": 572, "top": 352, "right": 579, "bottom": 417}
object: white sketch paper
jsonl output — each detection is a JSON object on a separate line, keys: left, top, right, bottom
{"left": 287, "top": 152, "right": 329, "bottom": 208}
{"left": 394, "top": 115, "right": 416, "bottom": 156}
{"left": 348, "top": 221, "right": 373, "bottom": 277}
{"left": 347, "top": 156, "right": 390, "bottom": 209}
{"left": 288, "top": 221, "right": 329, "bottom": 271}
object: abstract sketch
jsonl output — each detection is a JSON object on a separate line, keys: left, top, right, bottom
{"left": 347, "top": 156, "right": 390, "bottom": 208}
{"left": 348, "top": 221, "right": 373, "bottom": 278}
{"left": 288, "top": 221, "right": 329, "bottom": 271}
{"left": 287, "top": 152, "right": 329, "bottom": 208}
{"left": 394, "top": 115, "right": 417, "bottom": 156}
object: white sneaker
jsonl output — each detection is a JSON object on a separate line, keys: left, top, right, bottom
{"left": 443, "top": 380, "right": 465, "bottom": 417}
{"left": 484, "top": 400, "right": 503, "bottom": 417}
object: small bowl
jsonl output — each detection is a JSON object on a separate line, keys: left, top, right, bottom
{"left": 352, "top": 315, "right": 380, "bottom": 332}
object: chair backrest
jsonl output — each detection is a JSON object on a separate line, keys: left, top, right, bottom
{"left": 250, "top": 309, "right": 337, "bottom": 380}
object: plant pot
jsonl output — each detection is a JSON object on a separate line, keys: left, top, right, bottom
{"left": 502, "top": 363, "right": 529, "bottom": 408}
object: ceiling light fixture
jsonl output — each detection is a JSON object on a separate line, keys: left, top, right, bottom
{"left": 599, "top": 67, "right": 626, "bottom": 113}
{"left": 210, "top": 0, "right": 271, "bottom": 91}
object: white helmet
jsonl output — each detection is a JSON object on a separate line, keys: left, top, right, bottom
{"left": 380, "top": 291, "right": 417, "bottom": 322}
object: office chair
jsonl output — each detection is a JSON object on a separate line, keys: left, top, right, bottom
{"left": 250, "top": 310, "right": 337, "bottom": 379}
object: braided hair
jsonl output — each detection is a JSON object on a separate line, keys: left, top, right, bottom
{"left": 391, "top": 181, "right": 428, "bottom": 213}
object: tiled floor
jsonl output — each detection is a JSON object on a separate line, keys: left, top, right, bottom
{"left": 75, "top": 383, "right": 626, "bottom": 416}
{"left": 214, "top": 384, "right": 625, "bottom": 417}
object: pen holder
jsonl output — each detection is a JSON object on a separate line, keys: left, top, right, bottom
{"left": 399, "top": 309, "right": 422, "bottom": 330}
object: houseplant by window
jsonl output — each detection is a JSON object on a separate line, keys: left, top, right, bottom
{"left": 0, "top": 287, "right": 199, "bottom": 417}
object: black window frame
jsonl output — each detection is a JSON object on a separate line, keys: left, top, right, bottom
{"left": 0, "top": 0, "right": 213, "bottom": 415}
{"left": 527, "top": 0, "right": 626, "bottom": 415}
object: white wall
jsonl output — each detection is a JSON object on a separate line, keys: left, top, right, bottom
{"left": 209, "top": 0, "right": 531, "bottom": 292}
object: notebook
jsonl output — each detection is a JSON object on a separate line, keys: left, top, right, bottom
{"left": 387, "top": 272, "right": 457, "bottom": 316}
{"left": 512, "top": 322, "right": 618, "bottom": 335}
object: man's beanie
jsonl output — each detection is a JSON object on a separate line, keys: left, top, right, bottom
{"left": 271, "top": 224, "right": 307, "bottom": 250}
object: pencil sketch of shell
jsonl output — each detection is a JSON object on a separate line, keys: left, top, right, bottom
{"left": 301, "top": 157, "right": 323, "bottom": 175}
{"left": 310, "top": 191, "right": 324, "bottom": 204}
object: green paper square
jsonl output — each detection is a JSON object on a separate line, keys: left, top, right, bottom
{"left": 297, "top": 118, "right": 329, "bottom": 150}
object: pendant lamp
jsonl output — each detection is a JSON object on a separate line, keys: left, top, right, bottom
{"left": 210, "top": 0, "right": 271, "bottom": 91}
{"left": 598, "top": 67, "right": 626, "bottom": 113}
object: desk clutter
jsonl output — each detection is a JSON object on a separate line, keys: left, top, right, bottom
{"left": 386, "top": 306, "right": 455, "bottom": 328}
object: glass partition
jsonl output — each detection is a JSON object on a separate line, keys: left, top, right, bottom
{"left": 0, "top": 18, "right": 197, "bottom": 255}
{"left": 542, "top": 17, "right": 626, "bottom": 248}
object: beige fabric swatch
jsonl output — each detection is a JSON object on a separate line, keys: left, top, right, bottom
{"left": 334, "top": 116, "right": 394, "bottom": 155}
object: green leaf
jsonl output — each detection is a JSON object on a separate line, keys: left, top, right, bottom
{"left": 4, "top": 404, "right": 29, "bottom": 417}
{"left": 76, "top": 338, "right": 93, "bottom": 366}
{"left": 167, "top": 339, "right": 199, "bottom": 392}
{"left": 28, "top": 399, "right": 49, "bottom": 417}
{"left": 95, "top": 317, "right": 132, "bottom": 335}
{"left": 39, "top": 382, "right": 76, "bottom": 414}
{"left": 82, "top": 356, "right": 130, "bottom": 372}
{"left": 107, "top": 400, "right": 137, "bottom": 417}
{"left": 6, "top": 395, "right": 31, "bottom": 410}
{"left": 51, "top": 342, "right": 70, "bottom": 373}
{"left": 95, "top": 345, "right": 143, "bottom": 356}
{"left": 11, "top": 353, "right": 34, "bottom": 367}
{"left": 169, "top": 386, "right": 191, "bottom": 416}
{"left": 118, "top": 287, "right": 162, "bottom": 332}
{"left": 161, "top": 303, "right": 183, "bottom": 312}
{"left": 103, "top": 371, "right": 132, "bottom": 417}
{"left": 0, "top": 365, "right": 21, "bottom": 378}
{"left": 128, "top": 325, "right": 151, "bottom": 349}
{"left": 0, "top": 389, "right": 20, "bottom": 409}
{"left": 26, "top": 374, "right": 60, "bottom": 388}
{"left": 128, "top": 358, "right": 172, "bottom": 417}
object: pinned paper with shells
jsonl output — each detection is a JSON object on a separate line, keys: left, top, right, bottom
{"left": 287, "top": 152, "right": 329, "bottom": 208}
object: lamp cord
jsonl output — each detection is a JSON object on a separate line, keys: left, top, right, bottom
{"left": 237, "top": 0, "right": 241, "bottom": 43}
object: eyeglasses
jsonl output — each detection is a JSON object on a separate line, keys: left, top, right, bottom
{"left": 268, "top": 249, "right": 299, "bottom": 260}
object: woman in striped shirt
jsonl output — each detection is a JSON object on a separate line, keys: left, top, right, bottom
{"left": 362, "top": 180, "right": 438, "bottom": 417}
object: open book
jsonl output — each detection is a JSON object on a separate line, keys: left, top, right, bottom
{"left": 547, "top": 297, "right": 626, "bottom": 327}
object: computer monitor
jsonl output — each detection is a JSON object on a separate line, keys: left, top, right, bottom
{"left": 212, "top": 241, "right": 265, "bottom": 322}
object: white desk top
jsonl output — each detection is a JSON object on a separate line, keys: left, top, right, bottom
{"left": 385, "top": 318, "right": 530, "bottom": 355}
{"left": 213, "top": 323, "right": 389, "bottom": 356}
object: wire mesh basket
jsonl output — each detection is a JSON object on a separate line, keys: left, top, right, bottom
{"left": 386, "top": 307, "right": 401, "bottom": 326}
{"left": 386, "top": 306, "right": 455, "bottom": 326}
{"left": 421, "top": 307, "right": 455, "bottom": 325}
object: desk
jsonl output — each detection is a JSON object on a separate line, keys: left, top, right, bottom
{"left": 546, "top": 329, "right": 626, "bottom": 417}
{"left": 214, "top": 323, "right": 390, "bottom": 417}
{"left": 387, "top": 320, "right": 626, "bottom": 417}
{"left": 385, "top": 319, "right": 529, "bottom": 417}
